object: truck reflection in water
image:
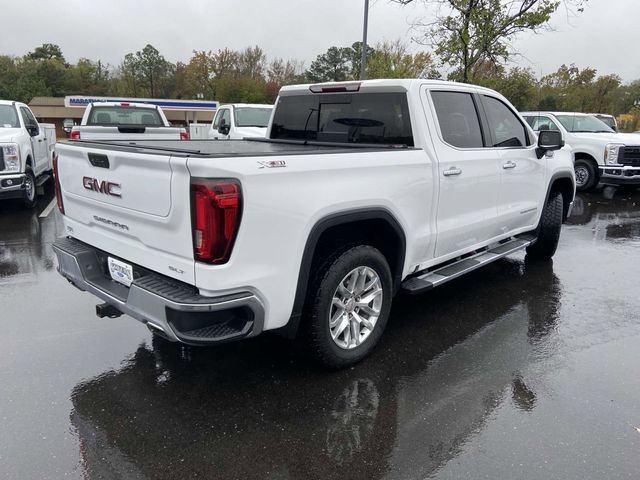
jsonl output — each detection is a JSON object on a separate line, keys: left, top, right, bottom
{"left": 567, "top": 190, "right": 640, "bottom": 242}
{"left": 70, "top": 258, "right": 561, "bottom": 480}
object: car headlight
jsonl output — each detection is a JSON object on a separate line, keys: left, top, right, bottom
{"left": 1, "top": 144, "right": 20, "bottom": 172}
{"left": 604, "top": 143, "right": 625, "bottom": 165}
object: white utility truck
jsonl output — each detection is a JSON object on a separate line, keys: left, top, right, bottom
{"left": 522, "top": 111, "right": 640, "bottom": 191}
{"left": 71, "top": 102, "right": 189, "bottom": 141}
{"left": 209, "top": 104, "right": 273, "bottom": 139}
{"left": 0, "top": 100, "right": 56, "bottom": 207}
{"left": 52, "top": 80, "right": 575, "bottom": 368}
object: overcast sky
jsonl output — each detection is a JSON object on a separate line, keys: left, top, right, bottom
{"left": 2, "top": 0, "right": 638, "bottom": 82}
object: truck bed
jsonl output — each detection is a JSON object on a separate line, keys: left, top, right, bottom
{"left": 60, "top": 138, "right": 413, "bottom": 158}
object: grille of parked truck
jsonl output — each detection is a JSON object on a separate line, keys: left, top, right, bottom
{"left": 52, "top": 79, "right": 575, "bottom": 368}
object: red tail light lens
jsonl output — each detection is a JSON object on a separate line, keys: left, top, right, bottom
{"left": 191, "top": 179, "right": 242, "bottom": 264}
{"left": 70, "top": 130, "right": 80, "bottom": 140}
{"left": 52, "top": 153, "right": 65, "bottom": 215}
{"left": 180, "top": 130, "right": 189, "bottom": 141}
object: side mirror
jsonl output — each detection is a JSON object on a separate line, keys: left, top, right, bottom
{"left": 219, "top": 123, "right": 231, "bottom": 136}
{"left": 63, "top": 126, "right": 72, "bottom": 133}
{"left": 536, "top": 130, "right": 564, "bottom": 159}
{"left": 27, "top": 125, "right": 39, "bottom": 137}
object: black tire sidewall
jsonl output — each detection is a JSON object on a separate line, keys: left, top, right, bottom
{"left": 23, "top": 168, "right": 37, "bottom": 208}
{"left": 306, "top": 246, "right": 393, "bottom": 368}
{"left": 574, "top": 159, "right": 597, "bottom": 192}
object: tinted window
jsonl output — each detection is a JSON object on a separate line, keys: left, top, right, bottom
{"left": 431, "top": 91, "right": 484, "bottom": 148}
{"left": 483, "top": 96, "right": 528, "bottom": 147}
{"left": 524, "top": 115, "right": 560, "bottom": 132}
{"left": 20, "top": 107, "right": 38, "bottom": 128}
{"left": 87, "top": 106, "right": 162, "bottom": 126}
{"left": 235, "top": 107, "right": 273, "bottom": 127}
{"left": 0, "top": 105, "right": 20, "bottom": 128}
{"left": 270, "top": 92, "right": 414, "bottom": 146}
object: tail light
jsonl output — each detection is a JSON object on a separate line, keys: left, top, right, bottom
{"left": 70, "top": 130, "right": 80, "bottom": 140}
{"left": 191, "top": 179, "right": 242, "bottom": 264}
{"left": 52, "top": 153, "right": 65, "bottom": 215}
{"left": 180, "top": 130, "right": 189, "bottom": 141}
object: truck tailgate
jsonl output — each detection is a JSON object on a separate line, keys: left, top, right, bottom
{"left": 77, "top": 126, "right": 184, "bottom": 140}
{"left": 55, "top": 142, "right": 195, "bottom": 283}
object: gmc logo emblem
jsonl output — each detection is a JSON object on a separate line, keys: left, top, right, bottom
{"left": 83, "top": 177, "right": 122, "bottom": 198}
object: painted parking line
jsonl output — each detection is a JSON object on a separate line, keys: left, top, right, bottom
{"left": 39, "top": 198, "right": 57, "bottom": 218}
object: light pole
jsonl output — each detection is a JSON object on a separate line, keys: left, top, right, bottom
{"left": 360, "top": 0, "right": 370, "bottom": 80}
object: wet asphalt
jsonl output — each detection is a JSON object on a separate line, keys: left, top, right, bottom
{"left": 1, "top": 184, "right": 639, "bottom": 480}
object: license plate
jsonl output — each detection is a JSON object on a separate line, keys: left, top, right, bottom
{"left": 108, "top": 257, "right": 133, "bottom": 287}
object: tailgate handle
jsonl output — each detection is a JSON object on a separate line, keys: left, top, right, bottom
{"left": 118, "top": 126, "right": 146, "bottom": 134}
{"left": 88, "top": 153, "right": 110, "bottom": 169}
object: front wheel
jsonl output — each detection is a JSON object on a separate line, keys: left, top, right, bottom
{"left": 574, "top": 159, "right": 597, "bottom": 192}
{"left": 23, "top": 168, "right": 37, "bottom": 208}
{"left": 526, "top": 192, "right": 563, "bottom": 261}
{"left": 299, "top": 246, "right": 393, "bottom": 369}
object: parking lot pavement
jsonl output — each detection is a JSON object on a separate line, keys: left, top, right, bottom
{"left": 1, "top": 187, "right": 640, "bottom": 480}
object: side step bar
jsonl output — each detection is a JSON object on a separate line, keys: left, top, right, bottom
{"left": 401, "top": 236, "right": 534, "bottom": 295}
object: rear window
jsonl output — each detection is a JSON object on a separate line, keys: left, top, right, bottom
{"left": 87, "top": 106, "right": 163, "bottom": 126}
{"left": 270, "top": 92, "right": 414, "bottom": 146}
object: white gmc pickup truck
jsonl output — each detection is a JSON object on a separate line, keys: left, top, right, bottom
{"left": 0, "top": 100, "right": 57, "bottom": 207}
{"left": 71, "top": 102, "right": 189, "bottom": 141}
{"left": 52, "top": 79, "right": 575, "bottom": 368}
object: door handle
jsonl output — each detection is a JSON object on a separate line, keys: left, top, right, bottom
{"left": 443, "top": 167, "right": 462, "bottom": 177}
{"left": 38, "top": 139, "right": 43, "bottom": 142}
{"left": 503, "top": 161, "right": 516, "bottom": 169}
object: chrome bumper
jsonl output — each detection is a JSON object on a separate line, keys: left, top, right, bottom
{"left": 0, "top": 173, "right": 26, "bottom": 197}
{"left": 52, "top": 237, "right": 265, "bottom": 345}
{"left": 599, "top": 165, "right": 640, "bottom": 185}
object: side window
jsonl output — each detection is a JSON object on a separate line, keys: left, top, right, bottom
{"left": 431, "top": 91, "right": 484, "bottom": 148}
{"left": 212, "top": 110, "right": 222, "bottom": 129}
{"left": 482, "top": 96, "right": 529, "bottom": 147}
{"left": 219, "top": 109, "right": 231, "bottom": 128}
{"left": 20, "top": 107, "right": 38, "bottom": 128}
{"left": 530, "top": 116, "right": 560, "bottom": 132}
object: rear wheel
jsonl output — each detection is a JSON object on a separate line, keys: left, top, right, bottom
{"left": 574, "top": 158, "right": 597, "bottom": 192}
{"left": 526, "top": 192, "right": 563, "bottom": 261}
{"left": 299, "top": 245, "right": 393, "bottom": 369}
{"left": 23, "top": 168, "right": 37, "bottom": 208}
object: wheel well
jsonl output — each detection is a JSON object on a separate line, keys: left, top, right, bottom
{"left": 550, "top": 177, "right": 575, "bottom": 221}
{"left": 282, "top": 210, "right": 406, "bottom": 339}
{"left": 25, "top": 155, "right": 33, "bottom": 169}
{"left": 574, "top": 152, "right": 598, "bottom": 169}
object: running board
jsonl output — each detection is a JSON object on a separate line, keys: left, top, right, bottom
{"left": 36, "top": 174, "right": 51, "bottom": 196}
{"left": 401, "top": 237, "right": 533, "bottom": 295}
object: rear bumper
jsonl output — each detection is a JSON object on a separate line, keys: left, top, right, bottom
{"left": 0, "top": 173, "right": 26, "bottom": 199}
{"left": 52, "top": 237, "right": 265, "bottom": 345}
{"left": 599, "top": 166, "right": 640, "bottom": 185}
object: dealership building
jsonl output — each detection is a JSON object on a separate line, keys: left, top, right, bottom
{"left": 29, "top": 95, "right": 218, "bottom": 138}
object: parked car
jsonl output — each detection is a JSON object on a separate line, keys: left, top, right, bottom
{"left": 52, "top": 79, "right": 575, "bottom": 368}
{"left": 589, "top": 113, "right": 618, "bottom": 132}
{"left": 522, "top": 111, "right": 640, "bottom": 191}
{"left": 0, "top": 100, "right": 56, "bottom": 207}
{"left": 70, "top": 102, "right": 189, "bottom": 141}
{"left": 208, "top": 104, "right": 273, "bottom": 139}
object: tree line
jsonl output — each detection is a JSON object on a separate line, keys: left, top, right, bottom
{"left": 1, "top": 41, "right": 639, "bottom": 131}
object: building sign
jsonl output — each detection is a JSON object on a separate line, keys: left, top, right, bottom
{"left": 64, "top": 96, "right": 218, "bottom": 111}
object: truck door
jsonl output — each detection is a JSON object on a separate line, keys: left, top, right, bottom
{"left": 20, "top": 106, "right": 47, "bottom": 175}
{"left": 426, "top": 89, "right": 502, "bottom": 258}
{"left": 478, "top": 95, "right": 545, "bottom": 233}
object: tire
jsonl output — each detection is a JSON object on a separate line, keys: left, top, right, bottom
{"left": 299, "top": 245, "right": 393, "bottom": 369}
{"left": 574, "top": 158, "right": 597, "bottom": 192}
{"left": 23, "top": 168, "right": 37, "bottom": 209}
{"left": 526, "top": 192, "right": 563, "bottom": 261}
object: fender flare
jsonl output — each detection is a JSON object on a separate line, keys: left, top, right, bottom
{"left": 544, "top": 172, "right": 576, "bottom": 222}
{"left": 283, "top": 208, "right": 406, "bottom": 338}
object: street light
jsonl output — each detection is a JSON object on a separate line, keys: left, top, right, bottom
{"left": 360, "top": 0, "right": 370, "bottom": 80}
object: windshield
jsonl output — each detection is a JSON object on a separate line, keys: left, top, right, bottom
{"left": 593, "top": 115, "right": 616, "bottom": 129}
{"left": 234, "top": 107, "right": 273, "bottom": 128}
{"left": 0, "top": 105, "right": 20, "bottom": 128}
{"left": 87, "top": 106, "right": 163, "bottom": 126}
{"left": 555, "top": 114, "right": 613, "bottom": 133}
